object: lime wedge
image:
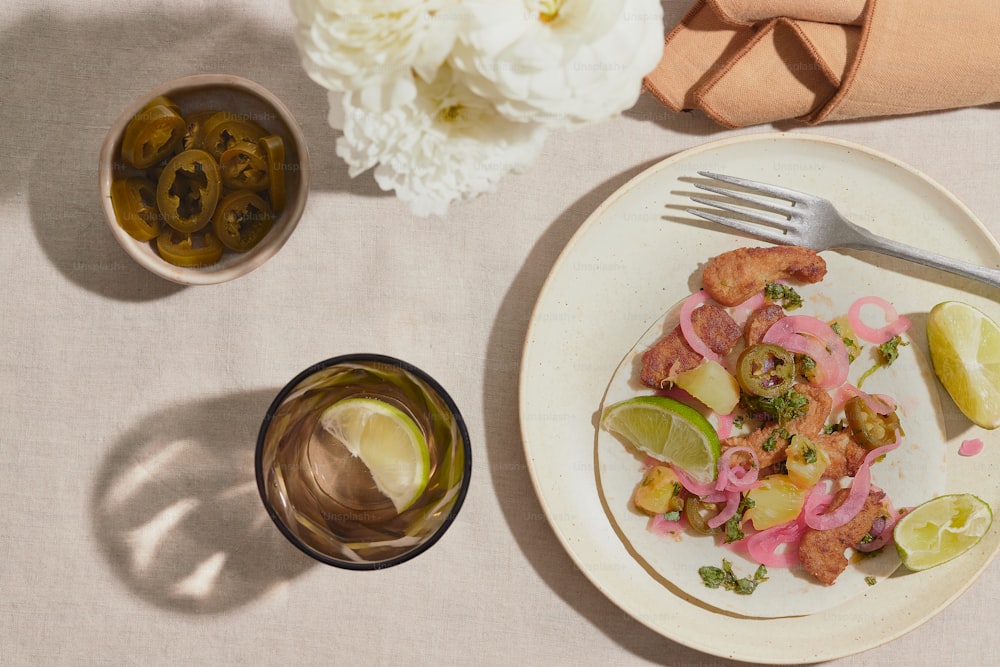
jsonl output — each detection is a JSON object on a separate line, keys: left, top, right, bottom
{"left": 894, "top": 494, "right": 993, "bottom": 571}
{"left": 927, "top": 301, "right": 1000, "bottom": 429}
{"left": 320, "top": 397, "right": 430, "bottom": 513}
{"left": 601, "top": 396, "right": 721, "bottom": 484}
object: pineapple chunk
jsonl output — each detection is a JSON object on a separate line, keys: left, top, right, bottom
{"left": 674, "top": 360, "right": 740, "bottom": 415}
{"left": 633, "top": 465, "right": 684, "bottom": 516}
{"left": 744, "top": 474, "right": 806, "bottom": 530}
{"left": 785, "top": 434, "right": 830, "bottom": 489}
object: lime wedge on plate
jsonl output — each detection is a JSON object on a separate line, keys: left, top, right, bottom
{"left": 601, "top": 396, "right": 720, "bottom": 484}
{"left": 927, "top": 301, "right": 1000, "bottom": 429}
{"left": 320, "top": 397, "right": 430, "bottom": 513}
{"left": 895, "top": 494, "right": 993, "bottom": 571}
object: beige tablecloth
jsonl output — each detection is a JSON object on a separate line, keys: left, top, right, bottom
{"left": 1, "top": 1, "right": 998, "bottom": 665}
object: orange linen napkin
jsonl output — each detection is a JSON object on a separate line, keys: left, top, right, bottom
{"left": 645, "top": 0, "right": 1000, "bottom": 128}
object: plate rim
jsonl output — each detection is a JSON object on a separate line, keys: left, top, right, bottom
{"left": 518, "top": 131, "right": 1000, "bottom": 663}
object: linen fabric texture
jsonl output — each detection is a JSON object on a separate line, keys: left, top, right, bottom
{"left": 644, "top": 0, "right": 1000, "bottom": 127}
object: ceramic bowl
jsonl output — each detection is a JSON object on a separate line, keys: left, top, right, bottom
{"left": 98, "top": 74, "right": 310, "bottom": 285}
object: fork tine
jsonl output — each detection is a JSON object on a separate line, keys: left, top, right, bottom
{"left": 689, "top": 196, "right": 797, "bottom": 232}
{"left": 692, "top": 182, "right": 798, "bottom": 219}
{"left": 685, "top": 207, "right": 792, "bottom": 244}
{"left": 697, "top": 171, "right": 822, "bottom": 204}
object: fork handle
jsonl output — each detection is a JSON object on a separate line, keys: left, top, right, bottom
{"left": 848, "top": 224, "right": 1000, "bottom": 290}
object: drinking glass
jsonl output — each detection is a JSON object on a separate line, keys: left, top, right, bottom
{"left": 256, "top": 354, "right": 471, "bottom": 569}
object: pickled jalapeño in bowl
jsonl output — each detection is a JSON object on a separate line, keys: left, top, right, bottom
{"left": 256, "top": 355, "right": 471, "bottom": 569}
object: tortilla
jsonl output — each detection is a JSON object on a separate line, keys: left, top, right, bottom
{"left": 595, "top": 275, "right": 947, "bottom": 618}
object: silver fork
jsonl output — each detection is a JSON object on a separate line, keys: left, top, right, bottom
{"left": 687, "top": 171, "right": 1000, "bottom": 290}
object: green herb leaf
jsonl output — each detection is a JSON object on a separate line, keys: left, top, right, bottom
{"left": 698, "top": 559, "right": 768, "bottom": 595}
{"left": 764, "top": 283, "right": 804, "bottom": 310}
{"left": 762, "top": 427, "right": 791, "bottom": 452}
{"left": 823, "top": 420, "right": 847, "bottom": 434}
{"left": 723, "top": 495, "right": 755, "bottom": 543}
{"left": 858, "top": 335, "right": 908, "bottom": 388}
{"left": 803, "top": 445, "right": 818, "bottom": 464}
{"left": 742, "top": 389, "right": 809, "bottom": 424}
{"left": 698, "top": 565, "right": 727, "bottom": 589}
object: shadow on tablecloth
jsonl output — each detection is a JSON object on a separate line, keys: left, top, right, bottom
{"left": 0, "top": 8, "right": 385, "bottom": 302}
{"left": 90, "top": 389, "right": 315, "bottom": 614}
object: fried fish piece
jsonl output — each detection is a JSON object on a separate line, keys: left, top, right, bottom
{"left": 640, "top": 303, "right": 741, "bottom": 388}
{"left": 702, "top": 246, "right": 827, "bottom": 307}
{"left": 798, "top": 488, "right": 886, "bottom": 585}
{"left": 813, "top": 430, "right": 869, "bottom": 479}
{"left": 723, "top": 383, "right": 831, "bottom": 468}
{"left": 743, "top": 303, "right": 785, "bottom": 347}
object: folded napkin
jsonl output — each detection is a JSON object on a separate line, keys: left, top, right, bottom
{"left": 644, "top": 0, "right": 1000, "bottom": 127}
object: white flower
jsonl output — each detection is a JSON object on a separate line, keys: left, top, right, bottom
{"left": 291, "top": 0, "right": 461, "bottom": 111}
{"left": 335, "top": 66, "right": 549, "bottom": 217}
{"left": 449, "top": 0, "right": 664, "bottom": 127}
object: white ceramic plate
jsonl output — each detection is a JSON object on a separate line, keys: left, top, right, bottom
{"left": 519, "top": 133, "right": 1000, "bottom": 663}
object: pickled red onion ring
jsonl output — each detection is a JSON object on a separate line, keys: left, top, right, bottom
{"left": 837, "top": 383, "right": 895, "bottom": 415}
{"left": 715, "top": 446, "right": 760, "bottom": 492}
{"left": 707, "top": 489, "right": 742, "bottom": 529}
{"left": 715, "top": 412, "right": 734, "bottom": 440}
{"left": 731, "top": 291, "right": 766, "bottom": 326}
{"left": 679, "top": 291, "right": 722, "bottom": 364}
{"left": 847, "top": 295, "right": 912, "bottom": 344}
{"left": 671, "top": 465, "right": 715, "bottom": 496}
{"left": 803, "top": 437, "right": 900, "bottom": 530}
{"left": 960, "top": 438, "right": 985, "bottom": 456}
{"left": 745, "top": 515, "right": 809, "bottom": 567}
{"left": 762, "top": 315, "right": 851, "bottom": 388}
{"left": 871, "top": 393, "right": 897, "bottom": 412}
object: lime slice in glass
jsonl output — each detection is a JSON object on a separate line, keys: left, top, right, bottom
{"left": 601, "top": 395, "right": 721, "bottom": 484}
{"left": 320, "top": 397, "right": 430, "bottom": 513}
{"left": 927, "top": 301, "right": 1000, "bottom": 429}
{"left": 894, "top": 493, "right": 993, "bottom": 571}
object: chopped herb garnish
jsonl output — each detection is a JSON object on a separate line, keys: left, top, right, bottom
{"left": 723, "top": 494, "right": 755, "bottom": 543}
{"left": 865, "top": 576, "right": 877, "bottom": 586}
{"left": 699, "top": 564, "right": 728, "bottom": 588}
{"left": 823, "top": 420, "right": 847, "bottom": 434}
{"left": 802, "top": 445, "right": 818, "bottom": 464}
{"left": 742, "top": 388, "right": 809, "bottom": 424}
{"left": 857, "top": 334, "right": 908, "bottom": 387}
{"left": 860, "top": 533, "right": 875, "bottom": 544}
{"left": 762, "top": 427, "right": 791, "bottom": 452}
{"left": 663, "top": 510, "right": 681, "bottom": 522}
{"left": 764, "top": 283, "right": 803, "bottom": 310}
{"left": 732, "top": 415, "right": 745, "bottom": 429}
{"left": 879, "top": 335, "right": 907, "bottom": 365}
{"left": 698, "top": 559, "right": 769, "bottom": 595}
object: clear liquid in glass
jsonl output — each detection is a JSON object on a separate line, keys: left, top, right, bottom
{"left": 258, "top": 359, "right": 466, "bottom": 565}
